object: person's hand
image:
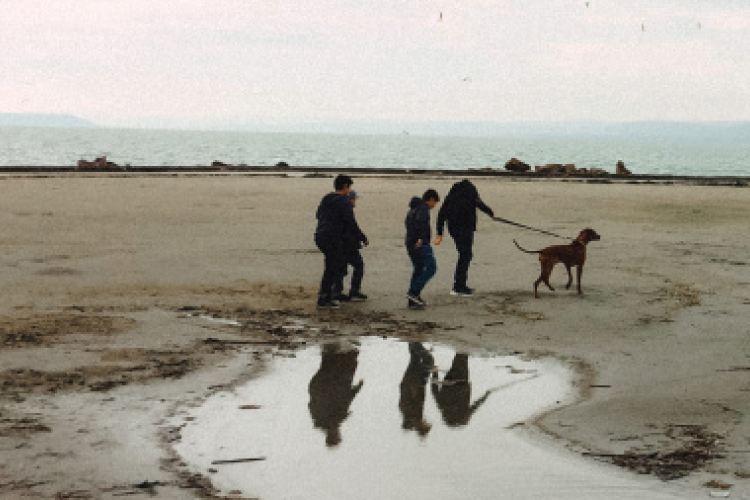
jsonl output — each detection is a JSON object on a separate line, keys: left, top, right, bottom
{"left": 433, "top": 235, "right": 442, "bottom": 246}
{"left": 415, "top": 239, "right": 423, "bottom": 249}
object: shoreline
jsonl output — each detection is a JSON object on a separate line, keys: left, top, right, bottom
{"left": 0, "top": 166, "right": 748, "bottom": 186}
{"left": 0, "top": 174, "right": 748, "bottom": 498}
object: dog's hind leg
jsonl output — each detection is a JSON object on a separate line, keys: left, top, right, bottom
{"left": 535, "top": 261, "right": 555, "bottom": 298}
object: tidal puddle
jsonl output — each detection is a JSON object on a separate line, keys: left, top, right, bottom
{"left": 174, "top": 338, "right": 686, "bottom": 500}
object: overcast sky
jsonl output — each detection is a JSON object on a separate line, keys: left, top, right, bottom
{"left": 2, "top": 0, "right": 749, "bottom": 129}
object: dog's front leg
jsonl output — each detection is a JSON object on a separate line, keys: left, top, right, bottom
{"left": 576, "top": 265, "right": 584, "bottom": 294}
{"left": 564, "top": 264, "right": 573, "bottom": 290}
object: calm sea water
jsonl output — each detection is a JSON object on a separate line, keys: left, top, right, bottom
{"left": 1, "top": 127, "right": 749, "bottom": 176}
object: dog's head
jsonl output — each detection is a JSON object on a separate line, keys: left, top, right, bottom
{"left": 578, "top": 228, "right": 600, "bottom": 244}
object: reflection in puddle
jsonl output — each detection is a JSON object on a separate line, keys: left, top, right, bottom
{"left": 174, "top": 338, "right": 685, "bottom": 500}
{"left": 308, "top": 343, "right": 364, "bottom": 447}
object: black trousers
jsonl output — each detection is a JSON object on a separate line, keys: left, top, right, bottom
{"left": 315, "top": 234, "right": 346, "bottom": 300}
{"left": 333, "top": 247, "right": 364, "bottom": 295}
{"left": 450, "top": 229, "right": 474, "bottom": 290}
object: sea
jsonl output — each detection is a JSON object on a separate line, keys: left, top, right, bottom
{"left": 1, "top": 126, "right": 749, "bottom": 177}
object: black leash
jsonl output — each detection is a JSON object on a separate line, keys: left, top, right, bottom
{"left": 491, "top": 216, "right": 570, "bottom": 239}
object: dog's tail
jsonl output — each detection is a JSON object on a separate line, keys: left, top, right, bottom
{"left": 513, "top": 240, "right": 541, "bottom": 254}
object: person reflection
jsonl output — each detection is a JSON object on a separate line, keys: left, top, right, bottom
{"left": 431, "top": 353, "right": 491, "bottom": 427}
{"left": 399, "top": 342, "right": 435, "bottom": 437}
{"left": 308, "top": 343, "right": 364, "bottom": 447}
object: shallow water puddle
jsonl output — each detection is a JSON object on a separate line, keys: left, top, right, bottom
{"left": 174, "top": 338, "right": 688, "bottom": 500}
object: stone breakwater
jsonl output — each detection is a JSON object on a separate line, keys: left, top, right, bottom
{"left": 0, "top": 159, "right": 747, "bottom": 186}
{"left": 503, "top": 157, "right": 632, "bottom": 176}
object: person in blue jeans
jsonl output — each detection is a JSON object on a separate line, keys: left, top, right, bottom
{"left": 405, "top": 189, "right": 440, "bottom": 310}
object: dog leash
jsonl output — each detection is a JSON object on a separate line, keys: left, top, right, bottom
{"left": 491, "top": 216, "right": 570, "bottom": 239}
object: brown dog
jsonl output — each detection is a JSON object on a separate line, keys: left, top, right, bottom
{"left": 514, "top": 228, "right": 600, "bottom": 298}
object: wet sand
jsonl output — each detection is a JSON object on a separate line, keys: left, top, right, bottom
{"left": 0, "top": 172, "right": 748, "bottom": 498}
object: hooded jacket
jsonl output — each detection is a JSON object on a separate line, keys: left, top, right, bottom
{"left": 405, "top": 197, "right": 431, "bottom": 249}
{"left": 315, "top": 192, "right": 366, "bottom": 243}
{"left": 436, "top": 180, "right": 494, "bottom": 236}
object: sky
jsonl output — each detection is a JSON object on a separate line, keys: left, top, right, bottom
{"left": 2, "top": 0, "right": 750, "bottom": 129}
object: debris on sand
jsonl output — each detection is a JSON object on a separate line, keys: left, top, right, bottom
{"left": 585, "top": 425, "right": 723, "bottom": 480}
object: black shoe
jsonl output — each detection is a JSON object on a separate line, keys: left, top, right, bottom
{"left": 349, "top": 291, "right": 368, "bottom": 302}
{"left": 406, "top": 292, "right": 425, "bottom": 306}
{"left": 317, "top": 299, "right": 341, "bottom": 309}
{"left": 450, "top": 287, "right": 475, "bottom": 297}
{"left": 408, "top": 299, "right": 425, "bottom": 310}
{"left": 333, "top": 293, "right": 351, "bottom": 302}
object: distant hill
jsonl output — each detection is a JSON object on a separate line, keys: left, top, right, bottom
{"left": 0, "top": 113, "right": 97, "bottom": 128}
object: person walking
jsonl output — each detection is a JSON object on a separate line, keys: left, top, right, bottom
{"left": 405, "top": 189, "right": 440, "bottom": 310}
{"left": 435, "top": 179, "right": 494, "bottom": 297}
{"left": 314, "top": 174, "right": 363, "bottom": 308}
{"left": 332, "top": 189, "right": 369, "bottom": 302}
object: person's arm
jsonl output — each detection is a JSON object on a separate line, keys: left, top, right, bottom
{"left": 476, "top": 197, "right": 494, "bottom": 218}
{"left": 415, "top": 205, "right": 430, "bottom": 249}
{"left": 353, "top": 213, "right": 368, "bottom": 246}
{"left": 341, "top": 198, "right": 365, "bottom": 240}
{"left": 436, "top": 200, "right": 448, "bottom": 236}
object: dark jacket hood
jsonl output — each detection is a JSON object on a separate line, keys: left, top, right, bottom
{"left": 409, "top": 196, "right": 424, "bottom": 209}
{"left": 447, "top": 179, "right": 478, "bottom": 199}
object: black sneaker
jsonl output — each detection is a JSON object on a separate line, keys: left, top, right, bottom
{"left": 317, "top": 299, "right": 341, "bottom": 309}
{"left": 450, "top": 287, "right": 475, "bottom": 297}
{"left": 349, "top": 291, "right": 368, "bottom": 302}
{"left": 333, "top": 293, "right": 351, "bottom": 302}
{"left": 408, "top": 299, "right": 425, "bottom": 310}
{"left": 406, "top": 292, "right": 425, "bottom": 306}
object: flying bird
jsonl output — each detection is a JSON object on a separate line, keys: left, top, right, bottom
{"left": 439, "top": 11, "right": 443, "bottom": 21}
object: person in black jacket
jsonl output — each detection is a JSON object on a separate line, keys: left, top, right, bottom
{"left": 314, "top": 174, "right": 364, "bottom": 308}
{"left": 308, "top": 343, "right": 364, "bottom": 446}
{"left": 435, "top": 179, "right": 494, "bottom": 296}
{"left": 405, "top": 189, "right": 440, "bottom": 310}
{"left": 332, "top": 189, "right": 368, "bottom": 302}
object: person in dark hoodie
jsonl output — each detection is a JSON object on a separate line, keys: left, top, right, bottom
{"left": 435, "top": 179, "right": 494, "bottom": 297}
{"left": 405, "top": 189, "right": 440, "bottom": 310}
{"left": 332, "top": 189, "right": 368, "bottom": 302}
{"left": 315, "top": 174, "right": 364, "bottom": 308}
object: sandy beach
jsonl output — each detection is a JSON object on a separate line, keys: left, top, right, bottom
{"left": 0, "top": 171, "right": 749, "bottom": 499}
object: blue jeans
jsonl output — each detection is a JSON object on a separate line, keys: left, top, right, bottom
{"left": 407, "top": 244, "right": 437, "bottom": 295}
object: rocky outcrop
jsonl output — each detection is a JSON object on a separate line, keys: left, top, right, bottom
{"left": 535, "top": 163, "right": 609, "bottom": 176}
{"left": 616, "top": 160, "right": 632, "bottom": 175}
{"left": 211, "top": 160, "right": 229, "bottom": 167}
{"left": 535, "top": 164, "right": 566, "bottom": 175}
{"left": 77, "top": 156, "right": 118, "bottom": 170}
{"left": 504, "top": 158, "right": 531, "bottom": 172}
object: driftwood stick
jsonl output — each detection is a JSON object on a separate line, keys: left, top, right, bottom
{"left": 203, "top": 338, "right": 299, "bottom": 346}
{"left": 211, "top": 457, "right": 266, "bottom": 465}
